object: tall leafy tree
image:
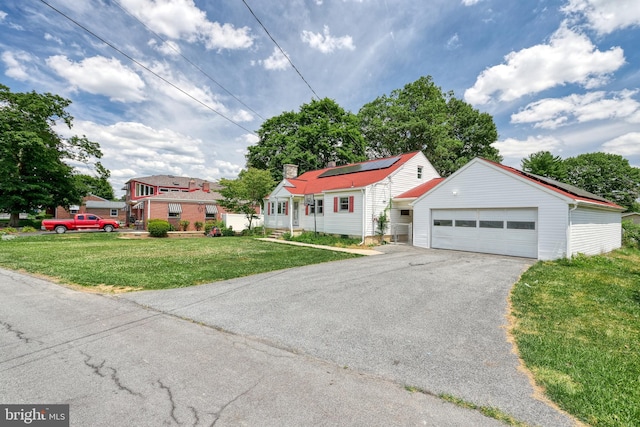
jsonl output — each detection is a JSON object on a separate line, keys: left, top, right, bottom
{"left": 218, "top": 168, "right": 275, "bottom": 230}
{"left": 74, "top": 163, "right": 115, "bottom": 200}
{"left": 564, "top": 152, "right": 640, "bottom": 211}
{"left": 0, "top": 85, "right": 103, "bottom": 226}
{"left": 521, "top": 151, "right": 567, "bottom": 181}
{"left": 358, "top": 75, "right": 501, "bottom": 176}
{"left": 247, "top": 98, "right": 367, "bottom": 182}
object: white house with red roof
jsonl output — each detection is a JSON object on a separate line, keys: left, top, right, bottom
{"left": 264, "top": 152, "right": 440, "bottom": 243}
{"left": 412, "top": 157, "right": 624, "bottom": 260}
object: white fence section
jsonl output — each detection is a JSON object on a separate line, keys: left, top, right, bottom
{"left": 222, "top": 213, "right": 264, "bottom": 232}
{"left": 391, "top": 223, "right": 412, "bottom": 244}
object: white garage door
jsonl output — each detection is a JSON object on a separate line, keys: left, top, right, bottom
{"left": 431, "top": 208, "right": 538, "bottom": 258}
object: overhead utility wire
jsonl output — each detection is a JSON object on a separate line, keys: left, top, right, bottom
{"left": 241, "top": 0, "right": 321, "bottom": 101}
{"left": 38, "top": 0, "right": 257, "bottom": 135}
{"left": 111, "top": 0, "right": 264, "bottom": 121}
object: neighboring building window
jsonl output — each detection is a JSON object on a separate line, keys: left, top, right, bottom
{"left": 159, "top": 188, "right": 169, "bottom": 193}
{"left": 110, "top": 209, "right": 118, "bottom": 217}
{"left": 69, "top": 205, "right": 80, "bottom": 214}
{"left": 168, "top": 203, "right": 182, "bottom": 218}
{"left": 135, "top": 183, "right": 155, "bottom": 197}
{"left": 417, "top": 166, "right": 423, "bottom": 179}
{"left": 205, "top": 205, "right": 217, "bottom": 219}
{"left": 400, "top": 209, "right": 410, "bottom": 216}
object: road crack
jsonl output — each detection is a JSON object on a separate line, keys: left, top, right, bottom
{"left": 157, "top": 380, "right": 180, "bottom": 425}
{"left": 0, "top": 320, "right": 41, "bottom": 344}
{"left": 211, "top": 377, "right": 262, "bottom": 426}
{"left": 81, "top": 351, "right": 141, "bottom": 396}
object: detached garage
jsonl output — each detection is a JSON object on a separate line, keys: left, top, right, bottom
{"left": 412, "top": 158, "right": 624, "bottom": 260}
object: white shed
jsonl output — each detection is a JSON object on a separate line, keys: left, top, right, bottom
{"left": 412, "top": 158, "right": 624, "bottom": 260}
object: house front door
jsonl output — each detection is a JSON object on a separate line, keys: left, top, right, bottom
{"left": 293, "top": 201, "right": 299, "bottom": 226}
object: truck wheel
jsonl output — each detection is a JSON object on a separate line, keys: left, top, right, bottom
{"left": 54, "top": 225, "right": 67, "bottom": 234}
{"left": 103, "top": 225, "right": 114, "bottom": 233}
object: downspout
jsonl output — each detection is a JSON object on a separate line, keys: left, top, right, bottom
{"left": 289, "top": 195, "right": 294, "bottom": 235}
{"left": 360, "top": 188, "right": 366, "bottom": 245}
{"left": 567, "top": 203, "right": 578, "bottom": 258}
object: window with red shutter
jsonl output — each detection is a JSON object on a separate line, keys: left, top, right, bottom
{"left": 334, "top": 197, "right": 338, "bottom": 212}
{"left": 349, "top": 196, "right": 354, "bottom": 213}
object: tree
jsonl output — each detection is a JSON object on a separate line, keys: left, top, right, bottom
{"left": 521, "top": 151, "right": 567, "bottom": 181}
{"left": 0, "top": 85, "right": 103, "bottom": 226}
{"left": 218, "top": 168, "right": 275, "bottom": 230}
{"left": 247, "top": 98, "right": 367, "bottom": 182}
{"left": 358, "top": 75, "right": 501, "bottom": 176}
{"left": 74, "top": 162, "right": 115, "bottom": 200}
{"left": 564, "top": 152, "right": 640, "bottom": 211}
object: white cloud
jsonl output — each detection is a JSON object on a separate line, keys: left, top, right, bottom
{"left": 44, "top": 33, "right": 63, "bottom": 45}
{"left": 511, "top": 90, "right": 640, "bottom": 129}
{"left": 461, "top": 0, "right": 481, "bottom": 5}
{"left": 301, "top": 25, "right": 355, "bottom": 53}
{"left": 464, "top": 24, "right": 625, "bottom": 105}
{"left": 492, "top": 135, "right": 563, "bottom": 159}
{"left": 1, "top": 50, "right": 31, "bottom": 81}
{"left": 602, "top": 132, "right": 640, "bottom": 156}
{"left": 46, "top": 55, "right": 146, "bottom": 102}
{"left": 446, "top": 33, "right": 461, "bottom": 50}
{"left": 119, "top": 0, "right": 253, "bottom": 50}
{"left": 260, "top": 47, "right": 291, "bottom": 71}
{"left": 562, "top": 0, "right": 640, "bottom": 35}
{"left": 148, "top": 39, "right": 181, "bottom": 57}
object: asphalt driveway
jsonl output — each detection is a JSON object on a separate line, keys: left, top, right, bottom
{"left": 122, "top": 245, "right": 576, "bottom": 426}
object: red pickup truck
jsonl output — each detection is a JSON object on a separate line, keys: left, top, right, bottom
{"left": 41, "top": 214, "right": 120, "bottom": 234}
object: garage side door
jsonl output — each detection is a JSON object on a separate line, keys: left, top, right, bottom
{"left": 432, "top": 208, "right": 538, "bottom": 258}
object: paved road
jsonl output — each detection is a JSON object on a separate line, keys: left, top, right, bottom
{"left": 1, "top": 244, "right": 577, "bottom": 426}
{"left": 122, "top": 245, "right": 575, "bottom": 427}
{"left": 1, "top": 266, "right": 505, "bottom": 426}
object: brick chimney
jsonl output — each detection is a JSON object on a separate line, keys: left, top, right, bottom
{"left": 188, "top": 178, "right": 197, "bottom": 191}
{"left": 283, "top": 164, "right": 298, "bottom": 179}
{"left": 202, "top": 181, "right": 210, "bottom": 192}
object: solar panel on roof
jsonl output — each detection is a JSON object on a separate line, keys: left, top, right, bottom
{"left": 318, "top": 156, "right": 401, "bottom": 178}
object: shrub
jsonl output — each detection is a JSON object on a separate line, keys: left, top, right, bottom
{"left": 147, "top": 219, "right": 170, "bottom": 237}
{"left": 204, "top": 220, "right": 222, "bottom": 235}
{"left": 622, "top": 220, "right": 640, "bottom": 249}
{"left": 20, "top": 226, "right": 37, "bottom": 233}
{"left": 194, "top": 221, "right": 203, "bottom": 231}
{"left": 222, "top": 225, "right": 234, "bottom": 236}
{"left": 179, "top": 220, "right": 190, "bottom": 231}
{"left": 1, "top": 227, "right": 18, "bottom": 234}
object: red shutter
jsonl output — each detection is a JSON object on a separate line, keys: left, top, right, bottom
{"left": 285, "top": 202, "right": 289, "bottom": 215}
{"left": 349, "top": 196, "right": 354, "bottom": 213}
{"left": 305, "top": 205, "right": 309, "bottom": 215}
{"left": 267, "top": 203, "right": 270, "bottom": 215}
{"left": 334, "top": 197, "right": 338, "bottom": 212}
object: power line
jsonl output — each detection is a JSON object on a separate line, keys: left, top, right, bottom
{"left": 38, "top": 0, "right": 257, "bottom": 135}
{"left": 110, "top": 0, "right": 264, "bottom": 121}
{"left": 240, "top": 0, "right": 321, "bottom": 101}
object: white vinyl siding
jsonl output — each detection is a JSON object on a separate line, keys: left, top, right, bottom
{"left": 569, "top": 207, "right": 621, "bottom": 256}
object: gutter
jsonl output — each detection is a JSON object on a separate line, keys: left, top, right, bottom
{"left": 360, "top": 188, "right": 366, "bottom": 245}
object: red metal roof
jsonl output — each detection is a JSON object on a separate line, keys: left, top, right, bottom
{"left": 482, "top": 158, "right": 624, "bottom": 210}
{"left": 282, "top": 152, "right": 422, "bottom": 195}
{"left": 395, "top": 178, "right": 445, "bottom": 199}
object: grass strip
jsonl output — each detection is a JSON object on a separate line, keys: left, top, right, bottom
{"left": 510, "top": 248, "right": 640, "bottom": 426}
{"left": 404, "top": 386, "right": 529, "bottom": 426}
{"left": 0, "top": 233, "right": 361, "bottom": 290}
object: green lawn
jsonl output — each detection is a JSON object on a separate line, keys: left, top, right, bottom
{"left": 0, "top": 233, "right": 361, "bottom": 290}
{"left": 510, "top": 248, "right": 640, "bottom": 426}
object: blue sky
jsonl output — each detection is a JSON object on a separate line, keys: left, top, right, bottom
{"left": 1, "top": 0, "right": 639, "bottom": 196}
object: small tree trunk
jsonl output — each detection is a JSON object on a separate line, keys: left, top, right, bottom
{"left": 9, "top": 212, "right": 20, "bottom": 228}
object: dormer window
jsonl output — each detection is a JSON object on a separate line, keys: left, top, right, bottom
{"left": 417, "top": 166, "right": 423, "bottom": 179}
